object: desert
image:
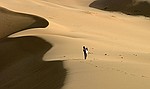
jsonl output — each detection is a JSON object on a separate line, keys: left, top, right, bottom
{"left": 0, "top": 0, "right": 150, "bottom": 89}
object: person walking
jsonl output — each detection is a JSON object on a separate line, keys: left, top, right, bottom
{"left": 83, "top": 46, "right": 88, "bottom": 59}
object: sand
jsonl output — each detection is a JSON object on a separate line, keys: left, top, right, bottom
{"left": 0, "top": 0, "right": 150, "bottom": 89}
{"left": 89, "top": 0, "right": 150, "bottom": 17}
{"left": 0, "top": 7, "right": 49, "bottom": 39}
{"left": 0, "top": 36, "right": 66, "bottom": 89}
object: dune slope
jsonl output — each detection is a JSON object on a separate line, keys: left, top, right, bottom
{"left": 0, "top": 7, "right": 49, "bottom": 39}
{"left": 0, "top": 36, "right": 66, "bottom": 89}
{"left": 0, "top": 0, "right": 150, "bottom": 89}
{"left": 0, "top": 6, "right": 66, "bottom": 89}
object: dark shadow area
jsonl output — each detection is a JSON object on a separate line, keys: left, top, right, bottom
{"left": 0, "top": 36, "right": 66, "bottom": 89}
{"left": 0, "top": 7, "right": 49, "bottom": 39}
{"left": 21, "top": 12, "right": 49, "bottom": 30}
{"left": 0, "top": 7, "right": 49, "bottom": 29}
{"left": 89, "top": 0, "right": 150, "bottom": 17}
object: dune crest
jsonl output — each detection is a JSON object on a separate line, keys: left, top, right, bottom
{"left": 0, "top": 7, "right": 49, "bottom": 39}
{"left": 0, "top": 0, "right": 150, "bottom": 89}
{"left": 0, "top": 36, "right": 66, "bottom": 89}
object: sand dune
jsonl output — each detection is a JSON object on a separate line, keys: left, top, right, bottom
{"left": 89, "top": 0, "right": 150, "bottom": 17}
{"left": 0, "top": 0, "right": 150, "bottom": 89}
{"left": 0, "top": 36, "right": 66, "bottom": 89}
{"left": 0, "top": 6, "right": 67, "bottom": 89}
{"left": 0, "top": 7, "right": 49, "bottom": 39}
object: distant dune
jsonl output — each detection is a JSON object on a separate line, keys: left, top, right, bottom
{"left": 0, "top": 7, "right": 49, "bottom": 39}
{"left": 89, "top": 0, "right": 150, "bottom": 17}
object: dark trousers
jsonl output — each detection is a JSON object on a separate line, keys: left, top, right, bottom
{"left": 83, "top": 52, "right": 87, "bottom": 59}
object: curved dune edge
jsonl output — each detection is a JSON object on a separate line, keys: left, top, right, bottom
{"left": 89, "top": 0, "right": 150, "bottom": 17}
{"left": 0, "top": 36, "right": 66, "bottom": 89}
{"left": 0, "top": 1, "right": 150, "bottom": 89}
{"left": 0, "top": 7, "right": 67, "bottom": 89}
{"left": 0, "top": 7, "right": 49, "bottom": 39}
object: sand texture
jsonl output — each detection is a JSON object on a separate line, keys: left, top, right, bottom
{"left": 0, "top": 0, "right": 150, "bottom": 89}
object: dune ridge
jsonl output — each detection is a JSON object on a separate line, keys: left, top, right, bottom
{"left": 0, "top": 7, "right": 66, "bottom": 89}
{"left": 0, "top": 0, "right": 150, "bottom": 89}
{"left": 0, "top": 7, "right": 49, "bottom": 39}
{"left": 0, "top": 36, "right": 66, "bottom": 89}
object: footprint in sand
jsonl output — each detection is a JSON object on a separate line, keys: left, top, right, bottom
{"left": 121, "top": 57, "right": 124, "bottom": 59}
{"left": 104, "top": 53, "right": 109, "bottom": 56}
{"left": 108, "top": 67, "right": 149, "bottom": 79}
{"left": 111, "top": 15, "right": 116, "bottom": 17}
{"left": 119, "top": 55, "right": 124, "bottom": 59}
{"left": 124, "top": 72, "right": 128, "bottom": 74}
{"left": 133, "top": 54, "right": 138, "bottom": 56}
{"left": 141, "top": 75, "right": 146, "bottom": 78}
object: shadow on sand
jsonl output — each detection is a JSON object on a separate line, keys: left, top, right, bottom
{"left": 0, "top": 36, "right": 67, "bottom": 89}
{"left": 0, "top": 7, "right": 49, "bottom": 39}
{"left": 89, "top": 0, "right": 150, "bottom": 17}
